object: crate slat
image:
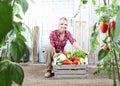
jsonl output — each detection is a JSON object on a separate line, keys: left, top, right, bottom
{"left": 54, "top": 69, "right": 87, "bottom": 75}
{"left": 53, "top": 64, "right": 87, "bottom": 69}
{"left": 54, "top": 74, "right": 88, "bottom": 79}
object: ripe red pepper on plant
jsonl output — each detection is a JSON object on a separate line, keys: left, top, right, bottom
{"left": 100, "top": 20, "right": 109, "bottom": 33}
{"left": 104, "top": 45, "right": 110, "bottom": 51}
{"left": 108, "top": 21, "right": 116, "bottom": 37}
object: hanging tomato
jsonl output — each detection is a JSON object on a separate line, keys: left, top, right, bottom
{"left": 100, "top": 22, "right": 108, "bottom": 33}
{"left": 104, "top": 45, "right": 110, "bottom": 51}
{"left": 108, "top": 21, "right": 116, "bottom": 37}
{"left": 110, "top": 21, "right": 116, "bottom": 29}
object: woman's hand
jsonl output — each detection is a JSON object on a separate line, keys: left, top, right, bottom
{"left": 53, "top": 53, "right": 58, "bottom": 58}
{"left": 84, "top": 51, "right": 89, "bottom": 55}
{"left": 81, "top": 50, "right": 89, "bottom": 55}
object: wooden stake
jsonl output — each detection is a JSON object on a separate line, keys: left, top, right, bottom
{"left": 32, "top": 26, "right": 39, "bottom": 64}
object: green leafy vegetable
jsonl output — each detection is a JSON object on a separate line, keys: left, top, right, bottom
{"left": 73, "top": 50, "right": 86, "bottom": 59}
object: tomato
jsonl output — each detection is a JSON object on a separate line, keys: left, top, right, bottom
{"left": 104, "top": 45, "right": 110, "bottom": 51}
{"left": 73, "top": 60, "right": 79, "bottom": 64}
{"left": 100, "top": 22, "right": 108, "bottom": 33}
{"left": 108, "top": 21, "right": 116, "bottom": 37}
{"left": 62, "top": 59, "right": 73, "bottom": 65}
{"left": 62, "top": 50, "right": 67, "bottom": 55}
{"left": 110, "top": 21, "right": 116, "bottom": 29}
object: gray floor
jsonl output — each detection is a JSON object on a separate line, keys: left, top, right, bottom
{"left": 13, "top": 63, "right": 114, "bottom": 86}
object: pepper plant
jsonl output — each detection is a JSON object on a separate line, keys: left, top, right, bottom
{"left": 0, "top": 0, "right": 30, "bottom": 86}
{"left": 90, "top": 0, "right": 120, "bottom": 86}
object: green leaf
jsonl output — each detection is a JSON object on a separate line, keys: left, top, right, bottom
{"left": 112, "top": 0, "right": 117, "bottom": 5}
{"left": 92, "top": 0, "right": 96, "bottom": 5}
{"left": 8, "top": 62, "right": 24, "bottom": 85}
{"left": 0, "top": 0, "right": 13, "bottom": 3}
{"left": 0, "top": 60, "right": 12, "bottom": 86}
{"left": 73, "top": 11, "right": 80, "bottom": 18}
{"left": 73, "top": 50, "right": 86, "bottom": 59}
{"left": 10, "top": 38, "right": 26, "bottom": 62}
{"left": 93, "top": 22, "right": 97, "bottom": 31}
{"left": 16, "top": 0, "right": 29, "bottom": 14}
{"left": 98, "top": 49, "right": 109, "bottom": 61}
{"left": 90, "top": 27, "right": 99, "bottom": 53}
{"left": 0, "top": 1, "right": 13, "bottom": 42}
{"left": 13, "top": 21, "right": 23, "bottom": 33}
{"left": 17, "top": 34, "right": 27, "bottom": 42}
{"left": 113, "top": 9, "right": 120, "bottom": 42}
{"left": 0, "top": 60, "right": 10, "bottom": 72}
{"left": 95, "top": 6, "right": 107, "bottom": 14}
{"left": 15, "top": 14, "right": 23, "bottom": 20}
{"left": 13, "top": 4, "right": 20, "bottom": 16}
{"left": 81, "top": 0, "right": 88, "bottom": 4}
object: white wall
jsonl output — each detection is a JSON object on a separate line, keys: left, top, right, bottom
{"left": 23, "top": 0, "right": 119, "bottom": 64}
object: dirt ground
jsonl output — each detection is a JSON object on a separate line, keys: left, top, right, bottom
{"left": 13, "top": 63, "right": 113, "bottom": 86}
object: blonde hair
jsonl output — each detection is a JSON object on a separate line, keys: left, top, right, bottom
{"left": 59, "top": 17, "right": 68, "bottom": 22}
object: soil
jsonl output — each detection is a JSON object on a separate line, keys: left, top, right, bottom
{"left": 13, "top": 63, "right": 113, "bottom": 86}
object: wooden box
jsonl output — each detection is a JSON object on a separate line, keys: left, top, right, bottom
{"left": 53, "top": 64, "right": 88, "bottom": 79}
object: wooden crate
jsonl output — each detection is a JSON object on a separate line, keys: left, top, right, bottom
{"left": 53, "top": 64, "right": 88, "bottom": 79}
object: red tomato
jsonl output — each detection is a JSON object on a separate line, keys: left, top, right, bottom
{"left": 73, "top": 60, "right": 79, "bottom": 64}
{"left": 72, "top": 56, "right": 80, "bottom": 61}
{"left": 100, "top": 22, "right": 108, "bottom": 33}
{"left": 62, "top": 59, "right": 73, "bottom": 65}
{"left": 110, "top": 21, "right": 116, "bottom": 29}
{"left": 104, "top": 45, "right": 110, "bottom": 51}
{"left": 108, "top": 21, "right": 116, "bottom": 37}
{"left": 62, "top": 50, "right": 67, "bottom": 55}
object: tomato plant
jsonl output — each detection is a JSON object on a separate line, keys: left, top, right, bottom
{"left": 0, "top": 0, "right": 30, "bottom": 86}
{"left": 90, "top": 0, "right": 120, "bottom": 86}
{"left": 75, "top": 1, "right": 120, "bottom": 85}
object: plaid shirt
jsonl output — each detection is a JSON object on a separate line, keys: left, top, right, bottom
{"left": 49, "top": 30, "right": 76, "bottom": 53}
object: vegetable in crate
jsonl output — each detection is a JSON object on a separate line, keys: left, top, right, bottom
{"left": 66, "top": 51, "right": 73, "bottom": 58}
{"left": 62, "top": 59, "right": 73, "bottom": 65}
{"left": 73, "top": 50, "right": 86, "bottom": 59}
{"left": 56, "top": 53, "right": 66, "bottom": 61}
{"left": 55, "top": 53, "right": 67, "bottom": 65}
{"left": 56, "top": 58, "right": 62, "bottom": 65}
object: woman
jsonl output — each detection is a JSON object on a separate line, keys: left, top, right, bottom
{"left": 43, "top": 17, "right": 89, "bottom": 78}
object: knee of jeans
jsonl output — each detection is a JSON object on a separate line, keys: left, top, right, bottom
{"left": 42, "top": 48, "right": 45, "bottom": 53}
{"left": 43, "top": 45, "right": 53, "bottom": 52}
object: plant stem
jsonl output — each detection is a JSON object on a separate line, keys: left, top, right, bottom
{"left": 113, "top": 49, "right": 120, "bottom": 86}
{"left": 109, "top": 54, "right": 112, "bottom": 78}
{"left": 107, "top": 0, "right": 109, "bottom": 5}
{"left": 103, "top": 0, "right": 107, "bottom": 5}
{"left": 113, "top": 58, "right": 117, "bottom": 86}
{"left": 12, "top": 0, "right": 15, "bottom": 7}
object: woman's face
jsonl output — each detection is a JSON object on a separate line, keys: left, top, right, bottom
{"left": 58, "top": 19, "right": 68, "bottom": 33}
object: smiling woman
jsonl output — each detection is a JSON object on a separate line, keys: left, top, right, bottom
{"left": 43, "top": 17, "right": 89, "bottom": 78}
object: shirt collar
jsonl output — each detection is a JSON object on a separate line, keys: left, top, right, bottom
{"left": 56, "top": 29, "right": 66, "bottom": 36}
